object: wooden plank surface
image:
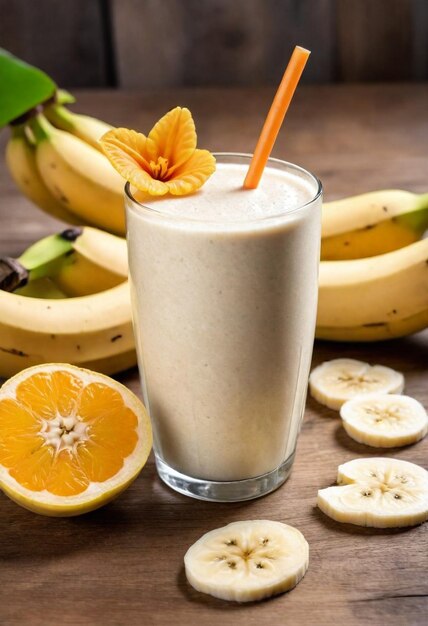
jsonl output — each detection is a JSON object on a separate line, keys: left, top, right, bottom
{"left": 0, "top": 85, "right": 427, "bottom": 625}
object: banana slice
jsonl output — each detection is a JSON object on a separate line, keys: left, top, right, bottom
{"left": 340, "top": 394, "right": 428, "bottom": 447}
{"left": 318, "top": 458, "right": 428, "bottom": 528}
{"left": 309, "top": 358, "right": 404, "bottom": 410}
{"left": 184, "top": 520, "right": 309, "bottom": 602}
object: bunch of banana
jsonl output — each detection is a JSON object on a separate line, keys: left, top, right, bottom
{"left": 6, "top": 104, "right": 126, "bottom": 234}
{"left": 316, "top": 188, "right": 428, "bottom": 341}
{"left": 0, "top": 227, "right": 133, "bottom": 378}
{"left": 5, "top": 95, "right": 428, "bottom": 346}
{"left": 321, "top": 189, "right": 428, "bottom": 260}
{"left": 316, "top": 237, "right": 428, "bottom": 341}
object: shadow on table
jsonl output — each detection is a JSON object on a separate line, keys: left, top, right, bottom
{"left": 312, "top": 332, "right": 428, "bottom": 371}
{"left": 333, "top": 423, "right": 410, "bottom": 456}
{"left": 0, "top": 465, "right": 269, "bottom": 562}
{"left": 176, "top": 564, "right": 296, "bottom": 609}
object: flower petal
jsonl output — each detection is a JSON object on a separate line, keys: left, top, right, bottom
{"left": 128, "top": 168, "right": 170, "bottom": 195}
{"left": 148, "top": 107, "right": 196, "bottom": 169}
{"left": 100, "top": 110, "right": 216, "bottom": 197}
{"left": 101, "top": 128, "right": 170, "bottom": 194}
{"left": 100, "top": 128, "right": 157, "bottom": 174}
{"left": 165, "top": 149, "right": 216, "bottom": 196}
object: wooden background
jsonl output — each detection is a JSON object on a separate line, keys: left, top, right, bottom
{"left": 1, "top": 0, "right": 427, "bottom": 88}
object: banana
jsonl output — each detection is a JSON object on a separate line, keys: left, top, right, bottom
{"left": 0, "top": 281, "right": 136, "bottom": 378}
{"left": 0, "top": 229, "right": 77, "bottom": 293}
{"left": 51, "top": 226, "right": 127, "bottom": 297}
{"left": 15, "top": 278, "right": 67, "bottom": 299}
{"left": 321, "top": 190, "right": 428, "bottom": 260}
{"left": 29, "top": 114, "right": 126, "bottom": 235}
{"left": 317, "top": 458, "right": 428, "bottom": 528}
{"left": 316, "top": 238, "right": 428, "bottom": 341}
{"left": 184, "top": 520, "right": 309, "bottom": 602}
{"left": 340, "top": 394, "right": 428, "bottom": 447}
{"left": 44, "top": 103, "right": 113, "bottom": 152}
{"left": 309, "top": 359, "right": 404, "bottom": 410}
{"left": 5, "top": 124, "right": 80, "bottom": 224}
{"left": 0, "top": 227, "right": 127, "bottom": 298}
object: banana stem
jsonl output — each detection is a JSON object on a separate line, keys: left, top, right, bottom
{"left": 0, "top": 258, "right": 28, "bottom": 292}
{"left": 44, "top": 104, "right": 76, "bottom": 133}
{"left": 10, "top": 123, "right": 37, "bottom": 148}
{"left": 26, "top": 113, "right": 54, "bottom": 144}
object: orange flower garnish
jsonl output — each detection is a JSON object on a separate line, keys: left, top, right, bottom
{"left": 100, "top": 107, "right": 216, "bottom": 196}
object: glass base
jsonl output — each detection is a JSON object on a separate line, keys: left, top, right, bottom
{"left": 155, "top": 453, "right": 295, "bottom": 502}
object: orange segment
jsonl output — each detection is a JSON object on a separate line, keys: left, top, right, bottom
{"left": 0, "top": 398, "right": 43, "bottom": 467}
{"left": 46, "top": 450, "right": 89, "bottom": 496}
{"left": 76, "top": 441, "right": 123, "bottom": 483}
{"left": 88, "top": 407, "right": 138, "bottom": 458}
{"left": 78, "top": 381, "right": 132, "bottom": 421}
{"left": 0, "top": 398, "right": 40, "bottom": 436}
{"left": 9, "top": 445, "right": 55, "bottom": 491}
{"left": 16, "top": 370, "right": 83, "bottom": 420}
{"left": 78, "top": 382, "right": 138, "bottom": 455}
{"left": 0, "top": 435, "right": 44, "bottom": 468}
{"left": 0, "top": 364, "right": 152, "bottom": 515}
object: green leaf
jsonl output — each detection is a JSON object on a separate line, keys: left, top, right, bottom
{"left": 0, "top": 48, "right": 56, "bottom": 128}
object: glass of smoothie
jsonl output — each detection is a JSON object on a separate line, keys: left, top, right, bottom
{"left": 125, "top": 153, "right": 322, "bottom": 501}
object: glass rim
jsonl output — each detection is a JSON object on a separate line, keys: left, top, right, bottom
{"left": 125, "top": 152, "right": 323, "bottom": 225}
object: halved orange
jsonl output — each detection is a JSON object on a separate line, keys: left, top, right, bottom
{"left": 0, "top": 363, "right": 152, "bottom": 516}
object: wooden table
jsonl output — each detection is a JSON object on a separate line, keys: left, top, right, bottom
{"left": 0, "top": 85, "right": 427, "bottom": 626}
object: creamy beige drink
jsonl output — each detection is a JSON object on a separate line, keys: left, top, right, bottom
{"left": 126, "top": 155, "right": 321, "bottom": 499}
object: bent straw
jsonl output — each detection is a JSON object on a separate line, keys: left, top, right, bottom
{"left": 243, "top": 46, "right": 310, "bottom": 189}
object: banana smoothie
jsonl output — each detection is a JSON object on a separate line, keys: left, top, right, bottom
{"left": 126, "top": 155, "right": 321, "bottom": 498}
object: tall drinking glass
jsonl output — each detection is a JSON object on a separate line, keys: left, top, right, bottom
{"left": 125, "top": 154, "right": 322, "bottom": 501}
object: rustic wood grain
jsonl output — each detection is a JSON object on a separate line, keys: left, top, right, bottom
{"left": 336, "top": 0, "right": 413, "bottom": 81}
{"left": 2, "top": 0, "right": 428, "bottom": 87}
{"left": 412, "top": 0, "right": 428, "bottom": 79}
{"left": 0, "top": 86, "right": 427, "bottom": 625}
{"left": 0, "top": 0, "right": 109, "bottom": 87}
{"left": 111, "top": 0, "right": 335, "bottom": 88}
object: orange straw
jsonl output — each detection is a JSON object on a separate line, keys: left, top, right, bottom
{"left": 243, "top": 46, "right": 310, "bottom": 189}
